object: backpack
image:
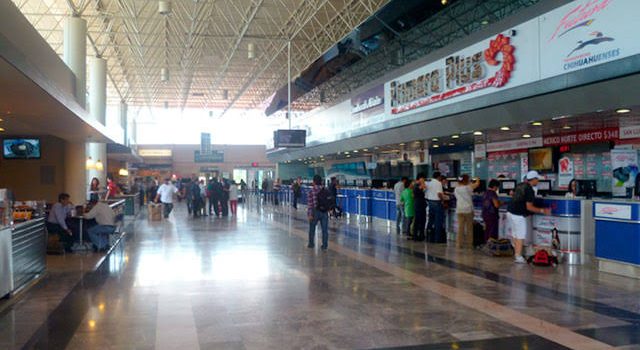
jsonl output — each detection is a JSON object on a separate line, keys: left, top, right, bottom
{"left": 527, "top": 249, "right": 558, "bottom": 266}
{"left": 482, "top": 238, "right": 514, "bottom": 257}
{"left": 316, "top": 187, "right": 335, "bottom": 212}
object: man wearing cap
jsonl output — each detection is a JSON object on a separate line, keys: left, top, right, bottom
{"left": 507, "top": 170, "right": 551, "bottom": 263}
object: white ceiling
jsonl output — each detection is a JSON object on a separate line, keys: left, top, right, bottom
{"left": 12, "top": 0, "right": 390, "bottom": 114}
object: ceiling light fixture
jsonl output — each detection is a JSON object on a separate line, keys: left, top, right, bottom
{"left": 247, "top": 43, "right": 256, "bottom": 59}
{"left": 344, "top": 151, "right": 350, "bottom": 155}
{"left": 448, "top": 143, "right": 455, "bottom": 146}
{"left": 362, "top": 148, "right": 368, "bottom": 152}
{"left": 562, "top": 125, "right": 572, "bottom": 130}
{"left": 473, "top": 131, "right": 483, "bottom": 136}
{"left": 522, "top": 134, "right": 531, "bottom": 138}
{"left": 433, "top": 144, "right": 439, "bottom": 148}
{"left": 500, "top": 126, "right": 510, "bottom": 131}
{"left": 481, "top": 19, "right": 489, "bottom": 25}
{"left": 399, "top": 143, "right": 405, "bottom": 146}
{"left": 451, "top": 135, "right": 460, "bottom": 139}
{"left": 432, "top": 138, "right": 439, "bottom": 142}
{"left": 353, "top": 150, "right": 359, "bottom": 153}
{"left": 0, "top": 127, "right": 5, "bottom": 132}
{"left": 532, "top": 121, "right": 543, "bottom": 126}
{"left": 616, "top": 108, "right": 631, "bottom": 114}
{"left": 441, "top": 0, "right": 448, "bottom": 5}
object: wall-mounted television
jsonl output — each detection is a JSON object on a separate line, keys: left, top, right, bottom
{"left": 528, "top": 147, "right": 557, "bottom": 172}
{"left": 499, "top": 179, "right": 517, "bottom": 194}
{"left": 3, "top": 138, "right": 41, "bottom": 159}
{"left": 274, "top": 129, "right": 306, "bottom": 148}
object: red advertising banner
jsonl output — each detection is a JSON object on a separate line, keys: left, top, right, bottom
{"left": 543, "top": 128, "right": 618, "bottom": 146}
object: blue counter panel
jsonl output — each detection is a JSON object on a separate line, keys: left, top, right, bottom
{"left": 542, "top": 198, "right": 582, "bottom": 217}
{"left": 387, "top": 192, "right": 397, "bottom": 221}
{"left": 346, "top": 189, "right": 358, "bottom": 214}
{"left": 372, "top": 190, "right": 388, "bottom": 219}
{"left": 595, "top": 220, "right": 640, "bottom": 265}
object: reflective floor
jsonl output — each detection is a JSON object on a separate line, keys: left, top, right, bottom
{"left": 2, "top": 199, "right": 640, "bottom": 349}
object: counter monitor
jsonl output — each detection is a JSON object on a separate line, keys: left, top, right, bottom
{"left": 536, "top": 180, "right": 552, "bottom": 195}
{"left": 499, "top": 180, "right": 517, "bottom": 194}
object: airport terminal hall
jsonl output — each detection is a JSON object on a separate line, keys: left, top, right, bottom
{"left": 3, "top": 0, "right": 640, "bottom": 349}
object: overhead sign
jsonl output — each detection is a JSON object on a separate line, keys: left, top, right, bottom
{"left": 351, "top": 85, "right": 384, "bottom": 118}
{"left": 484, "top": 137, "right": 543, "bottom": 153}
{"left": 139, "top": 149, "right": 172, "bottom": 157}
{"left": 543, "top": 128, "right": 618, "bottom": 146}
{"left": 201, "top": 133, "right": 211, "bottom": 154}
{"left": 474, "top": 144, "right": 487, "bottom": 159}
{"left": 200, "top": 166, "right": 218, "bottom": 172}
{"left": 619, "top": 125, "right": 640, "bottom": 140}
{"left": 540, "top": 0, "right": 640, "bottom": 79}
{"left": 194, "top": 150, "right": 224, "bottom": 163}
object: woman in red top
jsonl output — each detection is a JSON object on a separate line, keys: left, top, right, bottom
{"left": 105, "top": 177, "right": 119, "bottom": 200}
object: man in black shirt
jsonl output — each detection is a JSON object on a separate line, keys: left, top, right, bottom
{"left": 507, "top": 171, "right": 551, "bottom": 263}
{"left": 412, "top": 173, "right": 427, "bottom": 242}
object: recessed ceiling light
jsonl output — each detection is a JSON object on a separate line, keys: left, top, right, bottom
{"left": 616, "top": 108, "right": 631, "bottom": 114}
{"left": 353, "top": 150, "right": 359, "bottom": 153}
{"left": 473, "top": 131, "right": 483, "bottom": 136}
{"left": 346, "top": 155, "right": 351, "bottom": 158}
{"left": 531, "top": 121, "right": 543, "bottom": 126}
{"left": 522, "top": 134, "right": 531, "bottom": 138}
{"left": 297, "top": 159, "right": 302, "bottom": 161}
{"left": 399, "top": 143, "right": 405, "bottom": 146}
{"left": 0, "top": 118, "right": 3, "bottom": 122}
{"left": 481, "top": 19, "right": 489, "bottom": 25}
{"left": 451, "top": 134, "right": 460, "bottom": 139}
{"left": 374, "top": 146, "right": 379, "bottom": 150}
{"left": 432, "top": 138, "right": 439, "bottom": 142}
{"left": 500, "top": 126, "right": 510, "bottom": 131}
{"left": 362, "top": 148, "right": 368, "bottom": 151}
{"left": 344, "top": 151, "right": 350, "bottom": 155}
{"left": 433, "top": 144, "right": 440, "bottom": 148}
{"left": 562, "top": 125, "right": 572, "bottom": 130}
{"left": 0, "top": 128, "right": 4, "bottom": 132}
{"left": 448, "top": 143, "right": 455, "bottom": 146}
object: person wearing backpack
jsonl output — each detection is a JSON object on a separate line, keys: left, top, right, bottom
{"left": 307, "top": 175, "right": 333, "bottom": 250}
{"left": 507, "top": 171, "right": 551, "bottom": 263}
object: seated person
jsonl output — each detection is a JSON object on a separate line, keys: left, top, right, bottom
{"left": 83, "top": 197, "right": 117, "bottom": 252}
{"left": 46, "top": 193, "right": 74, "bottom": 252}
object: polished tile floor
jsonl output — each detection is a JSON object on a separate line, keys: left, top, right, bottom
{"left": 2, "top": 198, "right": 640, "bottom": 349}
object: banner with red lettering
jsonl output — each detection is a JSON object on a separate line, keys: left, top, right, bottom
{"left": 543, "top": 128, "right": 618, "bottom": 146}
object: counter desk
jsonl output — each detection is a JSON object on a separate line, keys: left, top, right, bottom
{"left": 446, "top": 195, "right": 594, "bottom": 265}
{"left": 593, "top": 199, "right": 640, "bottom": 278}
{"left": 0, "top": 217, "right": 47, "bottom": 298}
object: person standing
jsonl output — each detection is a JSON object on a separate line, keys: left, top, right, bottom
{"left": 221, "top": 178, "right": 230, "bottom": 217}
{"left": 393, "top": 177, "right": 407, "bottom": 233}
{"left": 329, "top": 177, "right": 340, "bottom": 218}
{"left": 454, "top": 175, "right": 480, "bottom": 249}
{"left": 261, "top": 178, "right": 268, "bottom": 203}
{"left": 507, "top": 171, "right": 551, "bottom": 263}
{"left": 412, "top": 173, "right": 427, "bottom": 242}
{"left": 105, "top": 176, "right": 120, "bottom": 201}
{"left": 307, "top": 175, "right": 330, "bottom": 250}
{"left": 401, "top": 180, "right": 415, "bottom": 238}
{"left": 155, "top": 178, "right": 179, "bottom": 218}
{"left": 292, "top": 177, "right": 302, "bottom": 209}
{"left": 229, "top": 180, "right": 239, "bottom": 216}
{"left": 198, "top": 179, "right": 208, "bottom": 216}
{"left": 89, "top": 177, "right": 101, "bottom": 202}
{"left": 426, "top": 172, "right": 446, "bottom": 243}
{"left": 273, "top": 178, "right": 281, "bottom": 205}
{"left": 482, "top": 179, "right": 502, "bottom": 241}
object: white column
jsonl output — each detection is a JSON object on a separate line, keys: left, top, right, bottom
{"left": 90, "top": 56, "right": 107, "bottom": 124}
{"left": 120, "top": 101, "right": 128, "bottom": 145}
{"left": 63, "top": 16, "right": 87, "bottom": 108}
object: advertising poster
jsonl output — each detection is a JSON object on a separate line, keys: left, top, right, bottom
{"left": 610, "top": 149, "right": 638, "bottom": 196}
{"left": 558, "top": 156, "right": 574, "bottom": 189}
{"left": 520, "top": 153, "right": 529, "bottom": 181}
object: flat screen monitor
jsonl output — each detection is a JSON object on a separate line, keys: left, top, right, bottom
{"left": 576, "top": 179, "right": 597, "bottom": 198}
{"left": 528, "top": 147, "right": 557, "bottom": 172}
{"left": 3, "top": 138, "right": 41, "bottom": 159}
{"left": 499, "top": 180, "right": 516, "bottom": 194}
{"left": 274, "top": 129, "right": 306, "bottom": 148}
{"left": 536, "top": 180, "right": 552, "bottom": 195}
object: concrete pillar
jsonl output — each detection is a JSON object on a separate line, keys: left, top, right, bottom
{"left": 63, "top": 16, "right": 87, "bottom": 108}
{"left": 64, "top": 141, "right": 88, "bottom": 204}
{"left": 90, "top": 56, "right": 107, "bottom": 124}
{"left": 120, "top": 101, "right": 128, "bottom": 145}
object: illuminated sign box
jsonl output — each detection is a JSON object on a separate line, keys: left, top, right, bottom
{"left": 139, "top": 149, "right": 172, "bottom": 157}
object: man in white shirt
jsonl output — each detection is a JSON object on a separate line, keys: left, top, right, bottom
{"left": 454, "top": 175, "right": 480, "bottom": 249}
{"left": 393, "top": 177, "right": 407, "bottom": 233}
{"left": 155, "top": 178, "right": 179, "bottom": 218}
{"left": 425, "top": 172, "right": 446, "bottom": 243}
{"left": 84, "top": 198, "right": 117, "bottom": 252}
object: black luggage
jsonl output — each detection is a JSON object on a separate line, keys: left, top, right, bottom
{"left": 473, "top": 221, "right": 485, "bottom": 247}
